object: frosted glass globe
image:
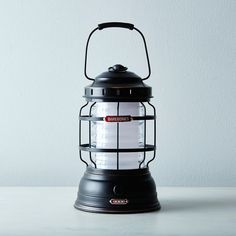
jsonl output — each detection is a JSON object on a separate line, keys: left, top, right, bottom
{"left": 91, "top": 102, "right": 144, "bottom": 169}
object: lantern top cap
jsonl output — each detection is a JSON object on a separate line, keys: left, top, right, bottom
{"left": 84, "top": 64, "right": 152, "bottom": 102}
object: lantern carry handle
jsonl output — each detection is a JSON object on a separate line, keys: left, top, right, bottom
{"left": 84, "top": 22, "right": 151, "bottom": 81}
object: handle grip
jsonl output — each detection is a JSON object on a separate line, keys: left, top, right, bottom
{"left": 84, "top": 22, "right": 151, "bottom": 81}
{"left": 98, "top": 22, "right": 134, "bottom": 30}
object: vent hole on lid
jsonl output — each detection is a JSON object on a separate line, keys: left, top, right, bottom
{"left": 91, "top": 89, "right": 93, "bottom": 95}
{"left": 102, "top": 89, "right": 105, "bottom": 95}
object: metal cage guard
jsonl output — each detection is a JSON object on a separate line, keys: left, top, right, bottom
{"left": 84, "top": 22, "right": 151, "bottom": 81}
{"left": 79, "top": 102, "right": 157, "bottom": 169}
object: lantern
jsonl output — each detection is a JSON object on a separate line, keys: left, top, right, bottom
{"left": 74, "top": 22, "right": 160, "bottom": 213}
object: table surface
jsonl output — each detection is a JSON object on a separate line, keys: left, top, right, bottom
{"left": 0, "top": 187, "right": 235, "bottom": 236}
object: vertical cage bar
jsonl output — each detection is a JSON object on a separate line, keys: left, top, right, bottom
{"left": 89, "top": 102, "right": 97, "bottom": 168}
{"left": 147, "top": 102, "right": 156, "bottom": 167}
{"left": 79, "top": 102, "right": 89, "bottom": 166}
{"left": 117, "top": 102, "right": 120, "bottom": 170}
{"left": 139, "top": 102, "right": 147, "bottom": 168}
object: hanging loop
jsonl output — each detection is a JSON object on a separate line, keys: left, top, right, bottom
{"left": 84, "top": 22, "right": 151, "bottom": 81}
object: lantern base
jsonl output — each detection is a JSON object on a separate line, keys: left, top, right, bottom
{"left": 74, "top": 166, "right": 160, "bottom": 213}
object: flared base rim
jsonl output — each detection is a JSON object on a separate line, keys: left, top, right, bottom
{"left": 74, "top": 201, "right": 161, "bottom": 214}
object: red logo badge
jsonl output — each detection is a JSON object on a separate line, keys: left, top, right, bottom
{"left": 105, "top": 116, "right": 131, "bottom": 122}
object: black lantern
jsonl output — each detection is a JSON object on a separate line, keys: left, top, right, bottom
{"left": 74, "top": 22, "right": 160, "bottom": 213}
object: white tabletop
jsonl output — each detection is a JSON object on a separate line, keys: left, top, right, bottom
{"left": 0, "top": 187, "right": 235, "bottom": 236}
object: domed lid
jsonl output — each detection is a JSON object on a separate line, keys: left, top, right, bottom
{"left": 84, "top": 64, "right": 152, "bottom": 102}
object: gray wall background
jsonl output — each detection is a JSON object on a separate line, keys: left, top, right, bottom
{"left": 0, "top": 0, "right": 235, "bottom": 186}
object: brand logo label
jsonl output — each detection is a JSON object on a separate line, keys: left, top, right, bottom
{"left": 109, "top": 199, "right": 129, "bottom": 205}
{"left": 105, "top": 116, "right": 131, "bottom": 122}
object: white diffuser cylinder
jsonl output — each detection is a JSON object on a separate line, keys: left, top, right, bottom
{"left": 91, "top": 102, "right": 144, "bottom": 169}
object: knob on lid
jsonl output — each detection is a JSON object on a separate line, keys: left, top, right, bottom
{"left": 108, "top": 64, "right": 128, "bottom": 72}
